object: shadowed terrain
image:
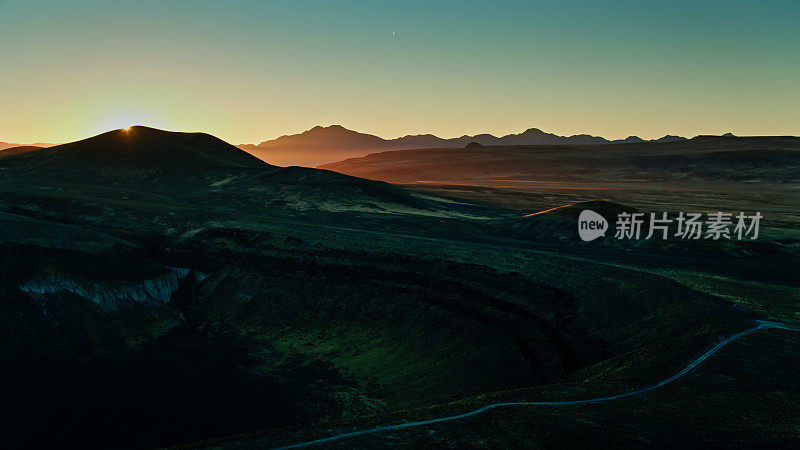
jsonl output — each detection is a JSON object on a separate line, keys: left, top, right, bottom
{"left": 0, "top": 128, "right": 797, "bottom": 449}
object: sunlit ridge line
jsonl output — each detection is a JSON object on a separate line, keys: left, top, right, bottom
{"left": 522, "top": 201, "right": 588, "bottom": 217}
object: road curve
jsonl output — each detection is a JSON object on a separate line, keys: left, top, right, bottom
{"left": 273, "top": 320, "right": 798, "bottom": 449}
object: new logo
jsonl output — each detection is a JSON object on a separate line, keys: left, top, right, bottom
{"left": 578, "top": 210, "right": 608, "bottom": 241}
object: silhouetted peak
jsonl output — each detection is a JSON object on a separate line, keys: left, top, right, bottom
{"left": 305, "top": 125, "right": 352, "bottom": 134}
{"left": 24, "top": 126, "right": 267, "bottom": 172}
{"left": 520, "top": 128, "right": 546, "bottom": 135}
{"left": 619, "top": 136, "right": 645, "bottom": 143}
{"left": 654, "top": 135, "right": 688, "bottom": 143}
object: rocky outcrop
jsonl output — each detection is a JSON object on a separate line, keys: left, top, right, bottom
{"left": 19, "top": 267, "right": 192, "bottom": 310}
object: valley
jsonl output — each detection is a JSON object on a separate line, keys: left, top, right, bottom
{"left": 0, "top": 127, "right": 797, "bottom": 448}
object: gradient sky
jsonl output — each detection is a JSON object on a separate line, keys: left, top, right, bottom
{"left": 1, "top": 0, "right": 798, "bottom": 144}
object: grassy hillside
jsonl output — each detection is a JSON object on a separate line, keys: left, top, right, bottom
{"left": 0, "top": 129, "right": 797, "bottom": 448}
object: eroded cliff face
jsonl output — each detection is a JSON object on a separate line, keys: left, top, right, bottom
{"left": 19, "top": 267, "right": 192, "bottom": 310}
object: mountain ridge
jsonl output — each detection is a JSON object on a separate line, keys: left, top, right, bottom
{"left": 237, "top": 125, "right": 689, "bottom": 166}
{"left": 244, "top": 125, "right": 687, "bottom": 148}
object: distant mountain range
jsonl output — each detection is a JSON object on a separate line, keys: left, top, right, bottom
{"left": 237, "top": 125, "right": 689, "bottom": 167}
{"left": 0, "top": 141, "right": 56, "bottom": 151}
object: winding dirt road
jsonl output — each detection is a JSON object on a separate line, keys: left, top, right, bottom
{"left": 273, "top": 320, "right": 798, "bottom": 449}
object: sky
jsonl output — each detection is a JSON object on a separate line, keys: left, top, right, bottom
{"left": 1, "top": 0, "right": 798, "bottom": 144}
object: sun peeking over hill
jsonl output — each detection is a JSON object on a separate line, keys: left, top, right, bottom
{"left": 2, "top": 1, "right": 800, "bottom": 449}
{"left": 1, "top": 2, "right": 798, "bottom": 144}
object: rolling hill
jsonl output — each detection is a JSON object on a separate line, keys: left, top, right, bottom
{"left": 0, "top": 126, "right": 450, "bottom": 216}
{"left": 320, "top": 135, "right": 800, "bottom": 184}
{"left": 2, "top": 126, "right": 266, "bottom": 176}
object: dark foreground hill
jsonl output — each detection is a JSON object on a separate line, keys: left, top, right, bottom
{"left": 0, "top": 126, "right": 267, "bottom": 187}
{"left": 0, "top": 126, "right": 449, "bottom": 215}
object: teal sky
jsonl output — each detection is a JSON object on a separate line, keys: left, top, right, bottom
{"left": 1, "top": 0, "right": 798, "bottom": 143}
